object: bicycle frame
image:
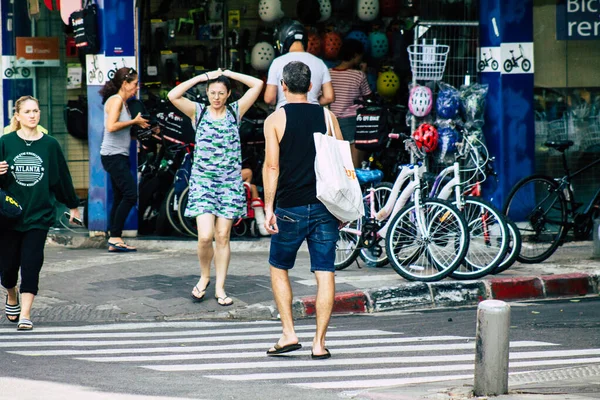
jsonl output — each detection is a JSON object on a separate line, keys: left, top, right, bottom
{"left": 554, "top": 154, "right": 600, "bottom": 217}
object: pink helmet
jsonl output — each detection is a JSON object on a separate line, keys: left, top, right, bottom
{"left": 409, "top": 85, "right": 433, "bottom": 117}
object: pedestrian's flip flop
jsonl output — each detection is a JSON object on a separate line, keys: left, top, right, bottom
{"left": 311, "top": 348, "right": 331, "bottom": 360}
{"left": 108, "top": 241, "right": 137, "bottom": 253}
{"left": 17, "top": 318, "right": 33, "bottom": 331}
{"left": 266, "top": 342, "right": 302, "bottom": 355}
{"left": 5, "top": 295, "right": 20, "bottom": 323}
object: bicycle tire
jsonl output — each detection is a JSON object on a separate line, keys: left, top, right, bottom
{"left": 386, "top": 198, "right": 469, "bottom": 282}
{"left": 503, "top": 60, "right": 513, "bottom": 73}
{"left": 359, "top": 182, "right": 393, "bottom": 268}
{"left": 450, "top": 197, "right": 509, "bottom": 280}
{"left": 503, "top": 175, "right": 567, "bottom": 264}
{"left": 492, "top": 218, "right": 522, "bottom": 274}
{"left": 164, "top": 186, "right": 186, "bottom": 235}
{"left": 177, "top": 186, "right": 198, "bottom": 237}
{"left": 335, "top": 218, "right": 362, "bottom": 271}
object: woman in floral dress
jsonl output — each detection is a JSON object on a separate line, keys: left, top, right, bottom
{"left": 168, "top": 69, "right": 263, "bottom": 306}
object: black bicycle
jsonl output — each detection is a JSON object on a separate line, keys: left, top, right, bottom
{"left": 503, "top": 140, "right": 600, "bottom": 263}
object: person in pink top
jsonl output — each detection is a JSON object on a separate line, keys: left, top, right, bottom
{"left": 328, "top": 39, "right": 372, "bottom": 167}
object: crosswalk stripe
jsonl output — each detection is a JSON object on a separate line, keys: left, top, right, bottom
{"left": 7, "top": 336, "right": 472, "bottom": 357}
{"left": 73, "top": 341, "right": 556, "bottom": 363}
{"left": 0, "top": 330, "right": 398, "bottom": 348}
{"left": 140, "top": 342, "right": 557, "bottom": 372}
{"left": 293, "top": 374, "right": 475, "bottom": 389}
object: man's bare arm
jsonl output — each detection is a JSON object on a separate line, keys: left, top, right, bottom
{"left": 262, "top": 111, "right": 281, "bottom": 212}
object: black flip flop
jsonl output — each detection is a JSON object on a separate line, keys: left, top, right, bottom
{"left": 266, "top": 342, "right": 302, "bottom": 355}
{"left": 311, "top": 348, "right": 331, "bottom": 360}
{"left": 108, "top": 241, "right": 137, "bottom": 253}
{"left": 5, "top": 295, "right": 20, "bottom": 323}
{"left": 191, "top": 281, "right": 210, "bottom": 302}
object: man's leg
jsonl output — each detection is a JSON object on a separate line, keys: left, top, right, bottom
{"left": 312, "top": 271, "right": 335, "bottom": 356}
{"left": 268, "top": 266, "right": 299, "bottom": 351}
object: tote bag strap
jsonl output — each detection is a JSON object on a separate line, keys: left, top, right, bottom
{"left": 323, "top": 108, "right": 336, "bottom": 138}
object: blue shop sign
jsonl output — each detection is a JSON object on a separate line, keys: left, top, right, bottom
{"left": 556, "top": 0, "right": 600, "bottom": 40}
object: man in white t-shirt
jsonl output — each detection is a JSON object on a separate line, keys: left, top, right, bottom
{"left": 264, "top": 20, "right": 334, "bottom": 109}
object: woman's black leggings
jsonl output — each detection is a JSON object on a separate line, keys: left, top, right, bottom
{"left": 101, "top": 154, "right": 137, "bottom": 238}
{"left": 0, "top": 229, "right": 48, "bottom": 295}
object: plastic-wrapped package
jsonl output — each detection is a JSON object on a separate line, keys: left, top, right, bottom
{"left": 459, "top": 83, "right": 489, "bottom": 130}
{"left": 436, "top": 82, "right": 460, "bottom": 119}
{"left": 433, "top": 123, "right": 460, "bottom": 165}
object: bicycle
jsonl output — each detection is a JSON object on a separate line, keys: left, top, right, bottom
{"left": 336, "top": 136, "right": 470, "bottom": 282}
{"left": 88, "top": 55, "right": 104, "bottom": 84}
{"left": 478, "top": 51, "right": 498, "bottom": 72}
{"left": 503, "top": 44, "right": 531, "bottom": 73}
{"left": 4, "top": 61, "right": 31, "bottom": 78}
{"left": 503, "top": 139, "right": 600, "bottom": 263}
{"left": 107, "top": 58, "right": 128, "bottom": 80}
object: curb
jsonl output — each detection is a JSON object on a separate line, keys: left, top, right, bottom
{"left": 293, "top": 272, "right": 600, "bottom": 318}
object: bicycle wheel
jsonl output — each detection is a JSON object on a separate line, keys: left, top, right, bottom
{"left": 492, "top": 218, "right": 522, "bottom": 274}
{"left": 359, "top": 182, "right": 393, "bottom": 268}
{"left": 178, "top": 186, "right": 198, "bottom": 237}
{"left": 450, "top": 197, "right": 509, "bottom": 280}
{"left": 164, "top": 186, "right": 186, "bottom": 235}
{"left": 503, "top": 175, "right": 567, "bottom": 263}
{"left": 386, "top": 199, "right": 469, "bottom": 282}
{"left": 335, "top": 218, "right": 362, "bottom": 271}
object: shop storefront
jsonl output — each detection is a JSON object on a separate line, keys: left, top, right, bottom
{"left": 0, "top": 0, "right": 597, "bottom": 239}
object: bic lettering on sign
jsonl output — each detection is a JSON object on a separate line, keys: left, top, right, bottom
{"left": 345, "top": 167, "right": 357, "bottom": 180}
{"left": 568, "top": 0, "right": 599, "bottom": 12}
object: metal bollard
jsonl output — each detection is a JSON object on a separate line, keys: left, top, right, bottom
{"left": 593, "top": 219, "right": 600, "bottom": 258}
{"left": 474, "top": 300, "right": 511, "bottom": 396}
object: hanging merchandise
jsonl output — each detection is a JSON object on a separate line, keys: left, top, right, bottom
{"left": 434, "top": 125, "right": 460, "bottom": 164}
{"left": 357, "top": 0, "right": 379, "bottom": 22}
{"left": 258, "top": 0, "right": 284, "bottom": 23}
{"left": 459, "top": 83, "right": 489, "bottom": 129}
{"left": 380, "top": 0, "right": 400, "bottom": 17}
{"left": 345, "top": 30, "right": 370, "bottom": 56}
{"left": 307, "top": 31, "right": 322, "bottom": 56}
{"left": 208, "top": 0, "right": 224, "bottom": 21}
{"left": 275, "top": 19, "right": 307, "bottom": 55}
{"left": 69, "top": 0, "right": 99, "bottom": 55}
{"left": 318, "top": 0, "right": 332, "bottom": 22}
{"left": 64, "top": 97, "right": 89, "bottom": 141}
{"left": 368, "top": 31, "right": 388, "bottom": 59}
{"left": 251, "top": 42, "right": 275, "bottom": 71}
{"left": 321, "top": 31, "right": 342, "bottom": 60}
{"left": 376, "top": 70, "right": 400, "bottom": 98}
{"left": 412, "top": 123, "right": 438, "bottom": 153}
{"left": 436, "top": 82, "right": 460, "bottom": 119}
{"left": 366, "top": 71, "right": 377, "bottom": 92}
{"left": 409, "top": 84, "right": 433, "bottom": 117}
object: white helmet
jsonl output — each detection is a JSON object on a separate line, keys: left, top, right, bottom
{"left": 357, "top": 0, "right": 379, "bottom": 22}
{"left": 258, "top": 0, "right": 284, "bottom": 23}
{"left": 318, "top": 0, "right": 332, "bottom": 22}
{"left": 251, "top": 42, "right": 275, "bottom": 71}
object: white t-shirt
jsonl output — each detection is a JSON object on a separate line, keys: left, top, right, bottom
{"left": 266, "top": 51, "right": 331, "bottom": 109}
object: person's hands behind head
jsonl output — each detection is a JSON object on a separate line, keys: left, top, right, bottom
{"left": 133, "top": 112, "right": 150, "bottom": 129}
{"left": 207, "top": 69, "right": 224, "bottom": 80}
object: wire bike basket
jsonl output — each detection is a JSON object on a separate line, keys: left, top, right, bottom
{"left": 407, "top": 39, "right": 450, "bottom": 81}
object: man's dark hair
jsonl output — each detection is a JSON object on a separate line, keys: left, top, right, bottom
{"left": 282, "top": 61, "right": 311, "bottom": 94}
{"left": 338, "top": 39, "right": 364, "bottom": 62}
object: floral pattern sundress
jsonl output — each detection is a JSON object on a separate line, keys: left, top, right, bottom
{"left": 184, "top": 102, "right": 246, "bottom": 219}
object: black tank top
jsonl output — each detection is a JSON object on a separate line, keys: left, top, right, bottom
{"left": 276, "top": 103, "right": 327, "bottom": 208}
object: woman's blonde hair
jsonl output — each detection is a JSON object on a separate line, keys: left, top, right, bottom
{"left": 9, "top": 95, "right": 39, "bottom": 132}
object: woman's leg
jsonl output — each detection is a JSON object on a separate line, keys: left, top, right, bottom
{"left": 17, "top": 229, "right": 48, "bottom": 323}
{"left": 104, "top": 155, "right": 137, "bottom": 248}
{"left": 214, "top": 217, "right": 234, "bottom": 304}
{"left": 192, "top": 213, "right": 216, "bottom": 298}
{"left": 0, "top": 229, "right": 22, "bottom": 321}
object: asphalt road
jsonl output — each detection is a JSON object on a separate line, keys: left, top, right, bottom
{"left": 0, "top": 298, "right": 598, "bottom": 400}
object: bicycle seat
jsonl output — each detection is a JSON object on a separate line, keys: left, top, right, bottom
{"left": 544, "top": 140, "right": 574, "bottom": 152}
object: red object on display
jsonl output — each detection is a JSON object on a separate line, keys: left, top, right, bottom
{"left": 66, "top": 37, "right": 78, "bottom": 57}
{"left": 380, "top": 0, "right": 400, "bottom": 17}
{"left": 307, "top": 32, "right": 321, "bottom": 56}
{"left": 321, "top": 31, "right": 342, "bottom": 60}
{"left": 412, "top": 123, "right": 438, "bottom": 153}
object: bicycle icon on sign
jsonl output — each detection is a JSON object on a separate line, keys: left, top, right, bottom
{"left": 88, "top": 55, "right": 104, "bottom": 84}
{"left": 107, "top": 58, "right": 128, "bottom": 80}
{"left": 503, "top": 44, "right": 531, "bottom": 73}
{"left": 4, "top": 61, "right": 31, "bottom": 78}
{"left": 478, "top": 51, "right": 498, "bottom": 71}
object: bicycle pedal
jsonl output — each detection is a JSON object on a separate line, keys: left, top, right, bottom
{"left": 371, "top": 245, "right": 383, "bottom": 257}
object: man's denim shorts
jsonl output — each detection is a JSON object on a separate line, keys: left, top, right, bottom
{"left": 269, "top": 203, "right": 338, "bottom": 273}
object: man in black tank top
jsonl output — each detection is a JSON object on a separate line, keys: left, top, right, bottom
{"left": 263, "top": 61, "right": 344, "bottom": 360}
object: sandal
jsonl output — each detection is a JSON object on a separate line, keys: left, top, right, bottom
{"left": 17, "top": 318, "right": 33, "bottom": 331}
{"left": 5, "top": 295, "right": 20, "bottom": 323}
{"left": 215, "top": 296, "right": 233, "bottom": 306}
{"left": 191, "top": 281, "right": 210, "bottom": 302}
{"left": 108, "top": 241, "right": 137, "bottom": 253}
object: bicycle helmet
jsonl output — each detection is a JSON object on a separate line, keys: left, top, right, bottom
{"left": 345, "top": 30, "right": 370, "bottom": 56}
{"left": 436, "top": 86, "right": 460, "bottom": 119}
{"left": 366, "top": 72, "right": 377, "bottom": 92}
{"left": 318, "top": 0, "right": 332, "bottom": 22}
{"left": 437, "top": 126, "right": 459, "bottom": 153}
{"left": 306, "top": 32, "right": 322, "bottom": 56}
{"left": 258, "top": 0, "right": 284, "bottom": 22}
{"left": 409, "top": 85, "right": 433, "bottom": 117}
{"left": 412, "top": 123, "right": 438, "bottom": 153}
{"left": 321, "top": 31, "right": 342, "bottom": 60}
{"left": 357, "top": 0, "right": 379, "bottom": 22}
{"left": 275, "top": 19, "right": 307, "bottom": 55}
{"left": 376, "top": 70, "right": 400, "bottom": 98}
{"left": 251, "top": 42, "right": 275, "bottom": 71}
{"left": 368, "top": 31, "right": 388, "bottom": 59}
